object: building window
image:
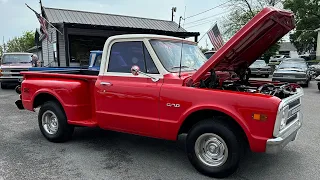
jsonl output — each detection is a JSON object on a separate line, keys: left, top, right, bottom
{"left": 69, "top": 35, "right": 107, "bottom": 66}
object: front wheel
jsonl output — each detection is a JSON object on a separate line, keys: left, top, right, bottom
{"left": 38, "top": 101, "right": 74, "bottom": 142}
{"left": 186, "top": 119, "right": 242, "bottom": 178}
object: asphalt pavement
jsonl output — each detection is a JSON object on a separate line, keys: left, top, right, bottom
{"left": 0, "top": 80, "right": 319, "bottom": 180}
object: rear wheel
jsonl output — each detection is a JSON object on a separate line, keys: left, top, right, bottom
{"left": 318, "top": 83, "right": 320, "bottom": 91}
{"left": 186, "top": 118, "right": 242, "bottom": 178}
{"left": 38, "top": 101, "right": 74, "bottom": 142}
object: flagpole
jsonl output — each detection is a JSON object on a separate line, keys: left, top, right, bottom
{"left": 197, "top": 21, "right": 217, "bottom": 43}
{"left": 25, "top": 3, "right": 63, "bottom": 35}
{"left": 42, "top": 17, "right": 64, "bottom": 35}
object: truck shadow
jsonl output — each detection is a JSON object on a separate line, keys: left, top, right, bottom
{"left": 70, "top": 127, "right": 302, "bottom": 179}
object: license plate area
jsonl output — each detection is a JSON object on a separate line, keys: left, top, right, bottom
{"left": 284, "top": 75, "right": 295, "bottom": 78}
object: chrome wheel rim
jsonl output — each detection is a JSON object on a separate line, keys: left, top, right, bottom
{"left": 42, "top": 110, "right": 59, "bottom": 135}
{"left": 194, "top": 133, "right": 228, "bottom": 167}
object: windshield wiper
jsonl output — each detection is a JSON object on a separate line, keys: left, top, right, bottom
{"left": 171, "top": 66, "right": 197, "bottom": 70}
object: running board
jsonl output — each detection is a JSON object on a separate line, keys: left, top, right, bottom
{"left": 68, "top": 119, "right": 98, "bottom": 127}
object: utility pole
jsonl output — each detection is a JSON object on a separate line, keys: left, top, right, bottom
{"left": 205, "top": 38, "right": 208, "bottom": 49}
{"left": 171, "top": 7, "right": 177, "bottom": 21}
{"left": 2, "top": 36, "right": 5, "bottom": 53}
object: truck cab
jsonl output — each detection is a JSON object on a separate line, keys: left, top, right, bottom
{"left": 0, "top": 52, "right": 33, "bottom": 89}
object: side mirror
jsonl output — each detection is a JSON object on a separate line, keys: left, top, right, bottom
{"left": 131, "top": 65, "right": 140, "bottom": 76}
{"left": 130, "top": 65, "right": 160, "bottom": 82}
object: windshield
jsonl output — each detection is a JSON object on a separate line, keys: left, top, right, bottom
{"left": 278, "top": 61, "right": 307, "bottom": 69}
{"left": 251, "top": 60, "right": 266, "bottom": 66}
{"left": 149, "top": 39, "right": 207, "bottom": 72}
{"left": 273, "top": 55, "right": 283, "bottom": 58}
{"left": 1, "top": 54, "right": 32, "bottom": 64}
{"left": 94, "top": 54, "right": 102, "bottom": 66}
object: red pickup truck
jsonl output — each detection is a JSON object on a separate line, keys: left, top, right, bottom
{"left": 15, "top": 7, "right": 303, "bottom": 178}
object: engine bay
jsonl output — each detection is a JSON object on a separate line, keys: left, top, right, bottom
{"left": 198, "top": 69, "right": 300, "bottom": 99}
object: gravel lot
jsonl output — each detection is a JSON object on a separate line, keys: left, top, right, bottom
{"left": 0, "top": 80, "right": 319, "bottom": 180}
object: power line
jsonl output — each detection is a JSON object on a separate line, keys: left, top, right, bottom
{"left": 185, "top": 18, "right": 219, "bottom": 29}
{"left": 184, "top": 11, "right": 231, "bottom": 25}
{"left": 184, "top": 0, "right": 232, "bottom": 20}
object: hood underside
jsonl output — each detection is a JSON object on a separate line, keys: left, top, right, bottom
{"left": 189, "top": 7, "right": 295, "bottom": 85}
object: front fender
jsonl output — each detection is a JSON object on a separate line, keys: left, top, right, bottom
{"left": 178, "top": 105, "right": 251, "bottom": 138}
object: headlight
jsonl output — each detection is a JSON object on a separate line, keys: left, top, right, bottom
{"left": 296, "top": 74, "right": 306, "bottom": 78}
{"left": 279, "top": 105, "right": 289, "bottom": 131}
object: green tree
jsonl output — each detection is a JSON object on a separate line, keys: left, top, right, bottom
{"left": 6, "top": 31, "right": 35, "bottom": 53}
{"left": 283, "top": 0, "right": 320, "bottom": 54}
{"left": 0, "top": 45, "right": 3, "bottom": 57}
{"left": 222, "top": 0, "right": 282, "bottom": 61}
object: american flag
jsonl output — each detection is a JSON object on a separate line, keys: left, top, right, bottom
{"left": 207, "top": 24, "right": 224, "bottom": 50}
{"left": 26, "top": 4, "right": 49, "bottom": 41}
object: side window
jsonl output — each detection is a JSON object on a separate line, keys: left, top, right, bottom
{"left": 94, "top": 54, "right": 102, "bottom": 66}
{"left": 108, "top": 41, "right": 145, "bottom": 73}
{"left": 143, "top": 45, "right": 159, "bottom": 74}
{"left": 90, "top": 53, "right": 96, "bottom": 67}
{"left": 107, "top": 41, "right": 159, "bottom": 74}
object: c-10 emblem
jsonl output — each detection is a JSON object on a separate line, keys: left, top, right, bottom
{"left": 166, "top": 103, "right": 180, "bottom": 108}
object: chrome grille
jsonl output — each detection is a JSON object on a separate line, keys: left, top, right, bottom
{"left": 285, "top": 98, "right": 301, "bottom": 126}
{"left": 1, "top": 68, "right": 28, "bottom": 77}
{"left": 289, "top": 99, "right": 300, "bottom": 109}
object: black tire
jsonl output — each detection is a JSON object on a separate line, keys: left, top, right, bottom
{"left": 1, "top": 83, "right": 7, "bottom": 89}
{"left": 186, "top": 118, "right": 242, "bottom": 178}
{"left": 318, "top": 83, "right": 320, "bottom": 91}
{"left": 38, "top": 101, "right": 74, "bottom": 142}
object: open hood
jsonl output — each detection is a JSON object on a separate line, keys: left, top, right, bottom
{"left": 188, "top": 7, "right": 295, "bottom": 85}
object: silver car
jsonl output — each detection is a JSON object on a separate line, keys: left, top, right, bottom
{"left": 272, "top": 58, "right": 311, "bottom": 87}
{"left": 249, "top": 60, "right": 271, "bottom": 77}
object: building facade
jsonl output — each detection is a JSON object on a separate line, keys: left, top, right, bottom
{"left": 37, "top": 6, "right": 199, "bottom": 67}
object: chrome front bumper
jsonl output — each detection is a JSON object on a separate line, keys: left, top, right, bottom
{"left": 266, "top": 110, "right": 302, "bottom": 153}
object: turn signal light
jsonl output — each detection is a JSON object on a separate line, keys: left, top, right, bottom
{"left": 252, "top": 113, "right": 267, "bottom": 121}
{"left": 0, "top": 69, "right": 2, "bottom": 77}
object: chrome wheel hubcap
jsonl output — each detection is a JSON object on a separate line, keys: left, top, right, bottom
{"left": 42, "top": 110, "right": 59, "bottom": 135}
{"left": 195, "top": 133, "right": 228, "bottom": 167}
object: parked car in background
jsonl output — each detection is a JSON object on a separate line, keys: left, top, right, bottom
{"left": 308, "top": 62, "right": 320, "bottom": 78}
{"left": 0, "top": 52, "right": 33, "bottom": 89}
{"left": 269, "top": 54, "right": 289, "bottom": 65}
{"left": 249, "top": 60, "right": 271, "bottom": 77}
{"left": 272, "top": 58, "right": 311, "bottom": 87}
{"left": 203, "top": 50, "right": 216, "bottom": 59}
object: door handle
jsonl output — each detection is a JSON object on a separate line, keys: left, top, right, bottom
{"left": 100, "top": 82, "right": 112, "bottom": 86}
